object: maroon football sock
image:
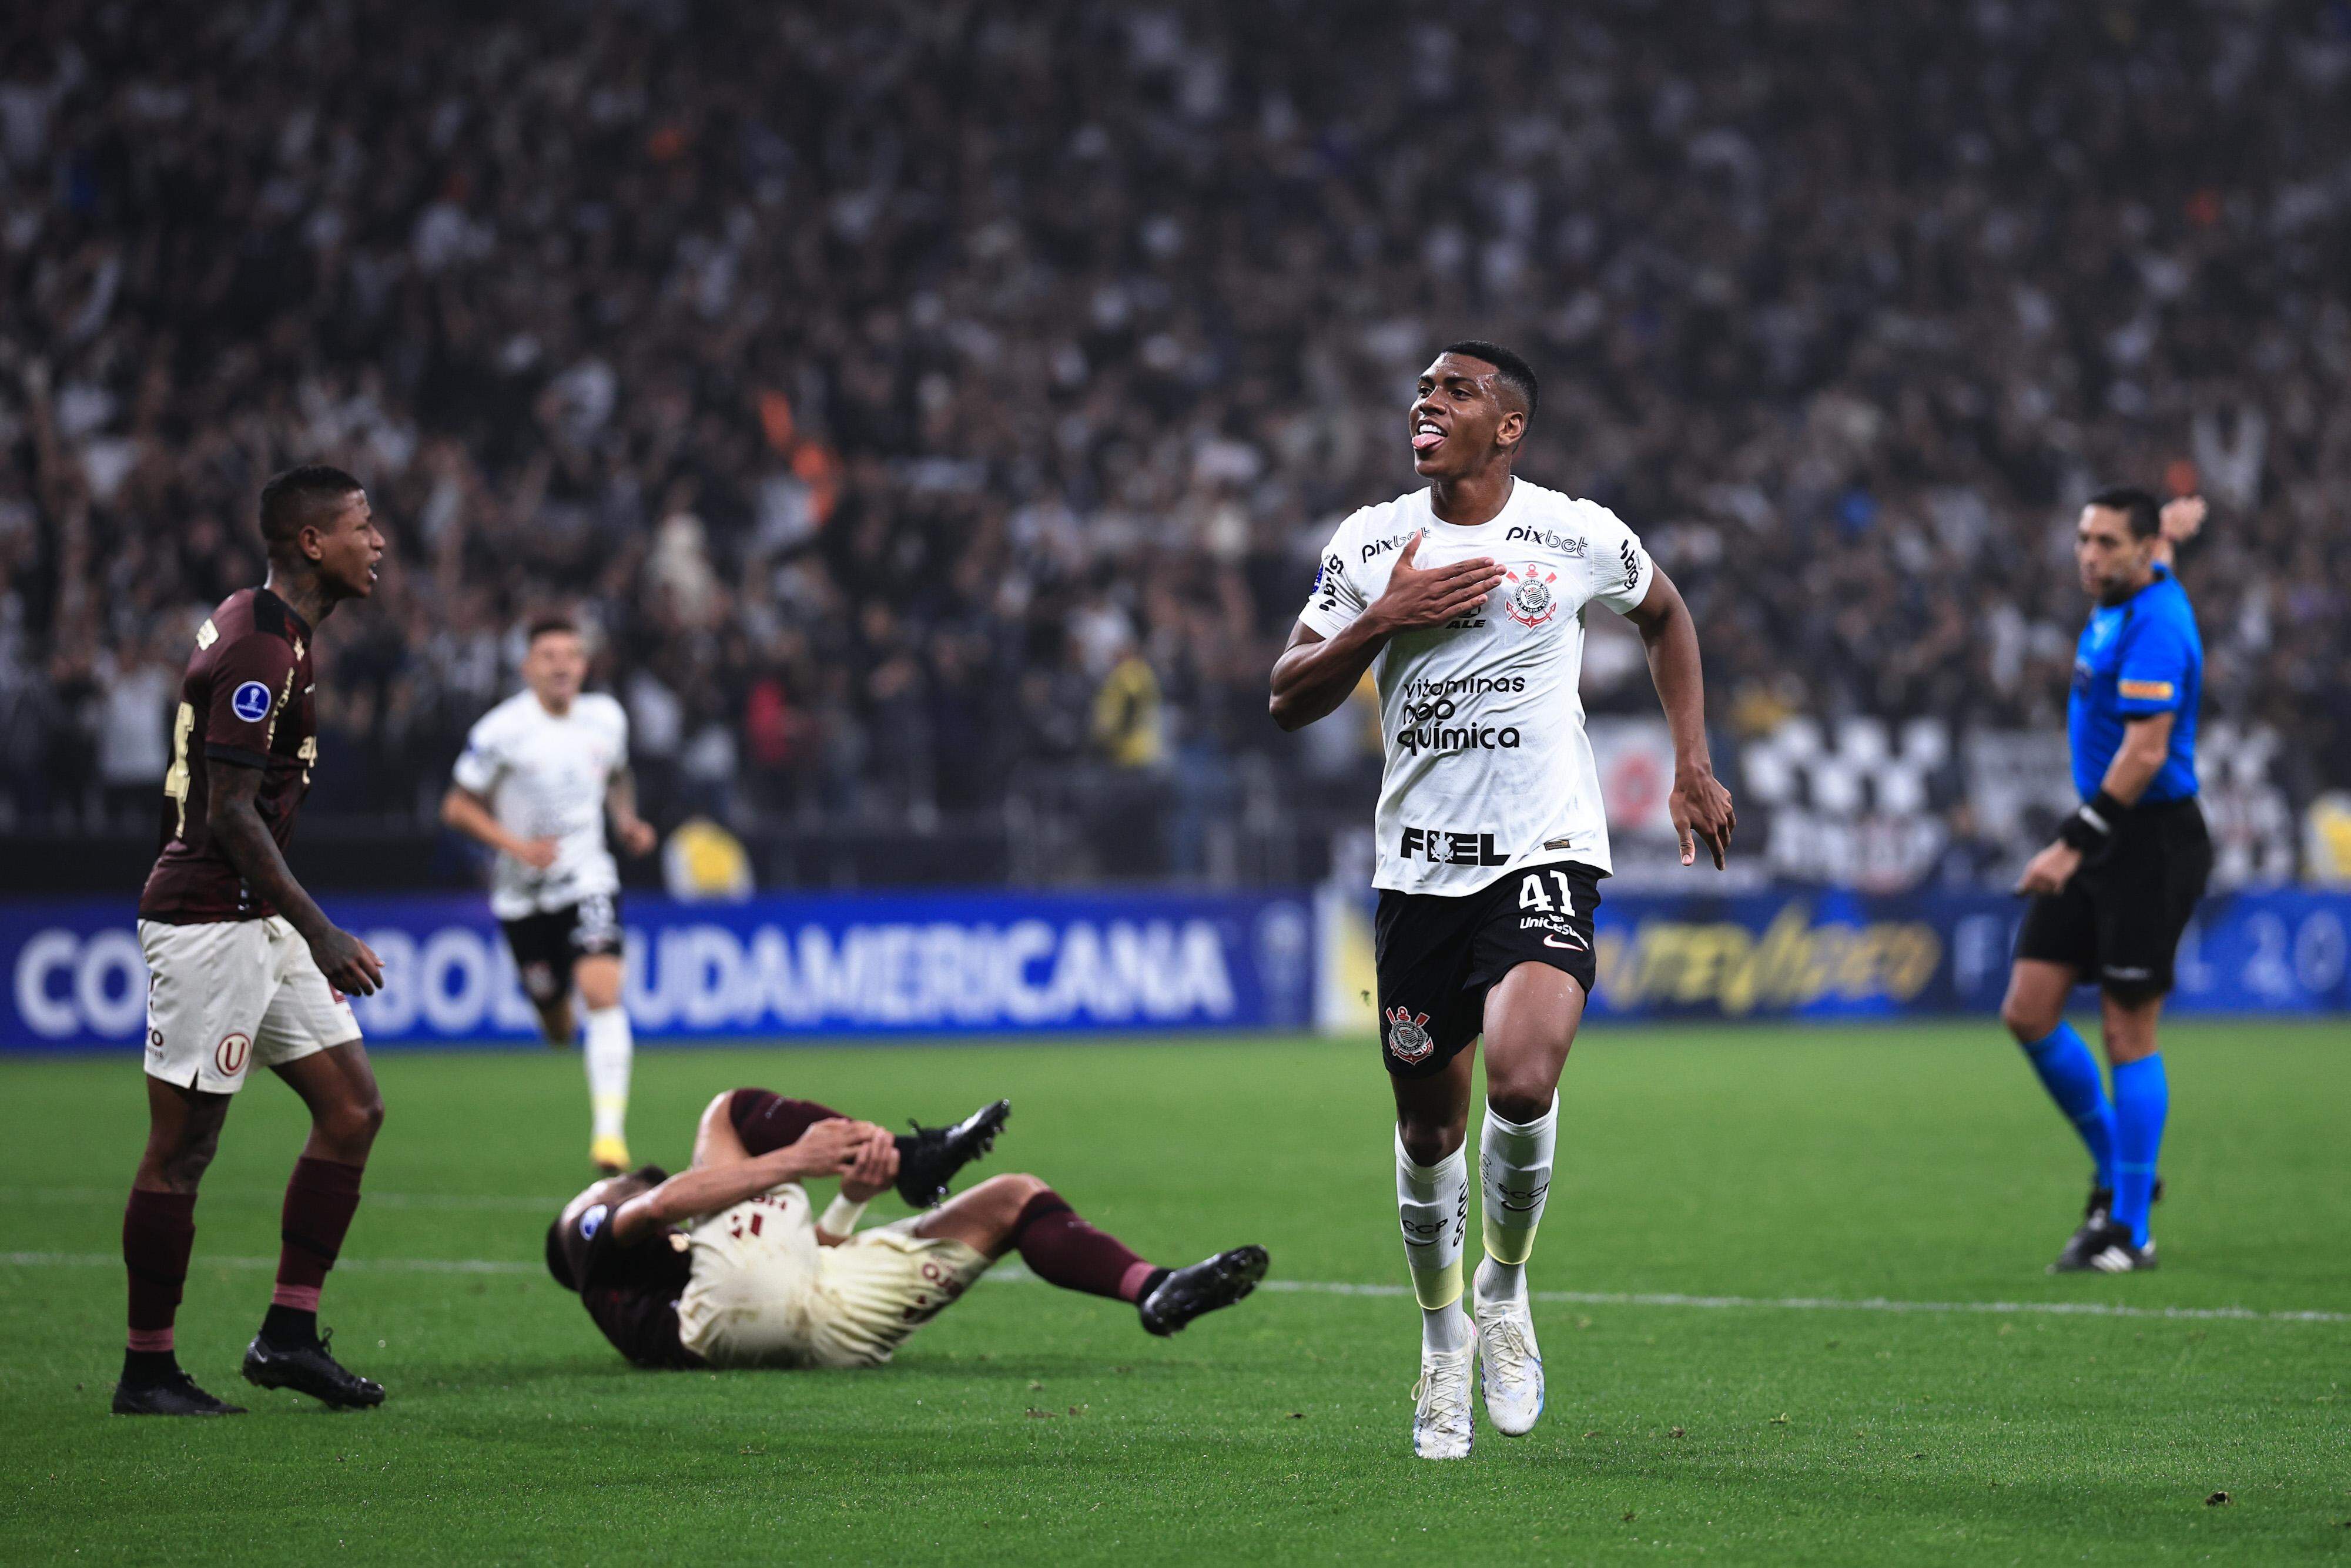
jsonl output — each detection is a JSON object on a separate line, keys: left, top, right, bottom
{"left": 1010, "top": 1188, "right": 1161, "bottom": 1302}
{"left": 272, "top": 1157, "right": 364, "bottom": 1314}
{"left": 123, "top": 1188, "right": 198, "bottom": 1355}
{"left": 729, "top": 1088, "right": 849, "bottom": 1155}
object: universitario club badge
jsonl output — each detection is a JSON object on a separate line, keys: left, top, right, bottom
{"left": 1502, "top": 564, "right": 1559, "bottom": 628}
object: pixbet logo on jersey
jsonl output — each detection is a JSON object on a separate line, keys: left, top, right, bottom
{"left": 1502, "top": 525, "right": 1588, "bottom": 558}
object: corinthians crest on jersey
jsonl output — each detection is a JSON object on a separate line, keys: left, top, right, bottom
{"left": 1297, "top": 478, "right": 1656, "bottom": 896}
{"left": 1502, "top": 564, "right": 1559, "bottom": 628}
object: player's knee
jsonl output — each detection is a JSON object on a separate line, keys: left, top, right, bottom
{"left": 319, "top": 1090, "right": 386, "bottom": 1150}
{"left": 2000, "top": 993, "right": 2058, "bottom": 1043}
{"left": 1395, "top": 1118, "right": 1461, "bottom": 1168}
{"left": 1486, "top": 1084, "right": 1552, "bottom": 1125}
{"left": 153, "top": 1135, "right": 220, "bottom": 1191}
{"left": 979, "top": 1172, "right": 1051, "bottom": 1214}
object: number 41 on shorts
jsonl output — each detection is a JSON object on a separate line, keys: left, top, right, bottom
{"left": 1518, "top": 869, "right": 1578, "bottom": 916}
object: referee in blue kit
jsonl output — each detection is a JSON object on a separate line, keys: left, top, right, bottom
{"left": 2000, "top": 487, "right": 2211, "bottom": 1274}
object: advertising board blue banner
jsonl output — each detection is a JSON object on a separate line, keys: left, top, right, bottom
{"left": 1, "top": 890, "right": 1320, "bottom": 1050}
{"left": 1577, "top": 887, "right": 2351, "bottom": 1020}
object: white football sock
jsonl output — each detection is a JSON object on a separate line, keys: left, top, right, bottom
{"left": 1396, "top": 1128, "right": 1468, "bottom": 1325}
{"left": 1421, "top": 1299, "right": 1473, "bottom": 1355}
{"left": 1478, "top": 1094, "right": 1558, "bottom": 1299}
{"left": 584, "top": 1005, "right": 633, "bottom": 1143}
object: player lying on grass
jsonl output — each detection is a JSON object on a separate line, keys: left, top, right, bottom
{"left": 545, "top": 1090, "right": 1268, "bottom": 1369}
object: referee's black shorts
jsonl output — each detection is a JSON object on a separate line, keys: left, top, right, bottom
{"left": 2016, "top": 797, "right": 2212, "bottom": 1004}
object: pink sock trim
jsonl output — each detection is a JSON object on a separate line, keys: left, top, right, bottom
{"left": 1117, "top": 1260, "right": 1158, "bottom": 1303}
{"left": 126, "top": 1328, "right": 175, "bottom": 1353}
{"left": 270, "top": 1284, "right": 321, "bottom": 1312}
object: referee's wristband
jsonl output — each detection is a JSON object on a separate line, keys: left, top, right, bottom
{"left": 2057, "top": 790, "right": 2128, "bottom": 853}
{"left": 818, "top": 1195, "right": 868, "bottom": 1238}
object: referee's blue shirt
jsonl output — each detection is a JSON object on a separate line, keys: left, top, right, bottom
{"left": 2067, "top": 562, "right": 2201, "bottom": 802}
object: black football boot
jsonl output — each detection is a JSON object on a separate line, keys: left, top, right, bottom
{"left": 895, "top": 1099, "right": 1012, "bottom": 1207}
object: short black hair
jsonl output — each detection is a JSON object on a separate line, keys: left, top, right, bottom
{"left": 526, "top": 615, "right": 581, "bottom": 644}
{"left": 2087, "top": 486, "right": 2162, "bottom": 540}
{"left": 1441, "top": 340, "right": 1539, "bottom": 418}
{"left": 258, "top": 465, "right": 364, "bottom": 557}
{"left": 544, "top": 1218, "right": 577, "bottom": 1291}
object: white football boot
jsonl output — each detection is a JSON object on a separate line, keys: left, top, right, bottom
{"left": 1472, "top": 1273, "right": 1545, "bottom": 1436}
{"left": 1411, "top": 1329, "right": 1477, "bottom": 1460}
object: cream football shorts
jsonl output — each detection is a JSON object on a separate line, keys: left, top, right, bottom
{"left": 138, "top": 916, "right": 363, "bottom": 1094}
{"left": 675, "top": 1183, "right": 993, "bottom": 1370}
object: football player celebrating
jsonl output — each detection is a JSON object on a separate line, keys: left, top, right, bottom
{"left": 545, "top": 1093, "right": 1266, "bottom": 1370}
{"left": 119, "top": 466, "right": 390, "bottom": 1416}
{"left": 440, "top": 618, "right": 658, "bottom": 1172}
{"left": 1270, "top": 344, "right": 1734, "bottom": 1458}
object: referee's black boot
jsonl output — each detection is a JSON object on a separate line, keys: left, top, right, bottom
{"left": 2049, "top": 1178, "right": 2163, "bottom": 1272}
{"left": 242, "top": 1326, "right": 386, "bottom": 1409}
{"left": 2080, "top": 1221, "right": 2158, "bottom": 1273}
{"left": 2049, "top": 1186, "right": 2114, "bottom": 1272}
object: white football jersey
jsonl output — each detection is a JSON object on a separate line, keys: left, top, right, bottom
{"left": 451, "top": 691, "right": 629, "bottom": 919}
{"left": 1298, "top": 479, "right": 1655, "bottom": 895}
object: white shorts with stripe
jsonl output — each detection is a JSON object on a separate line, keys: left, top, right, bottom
{"left": 674, "top": 1183, "right": 993, "bottom": 1370}
{"left": 138, "top": 916, "right": 362, "bottom": 1094}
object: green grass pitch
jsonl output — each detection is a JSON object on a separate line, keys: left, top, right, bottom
{"left": 3, "top": 1022, "right": 2347, "bottom": 1564}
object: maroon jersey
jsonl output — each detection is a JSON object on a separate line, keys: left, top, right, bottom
{"left": 550, "top": 1187, "right": 704, "bottom": 1369}
{"left": 138, "top": 588, "right": 320, "bottom": 924}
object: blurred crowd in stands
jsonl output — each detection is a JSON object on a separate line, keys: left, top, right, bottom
{"left": 2, "top": 0, "right": 2347, "bottom": 882}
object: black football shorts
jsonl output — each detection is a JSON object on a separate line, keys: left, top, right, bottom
{"left": 1374, "top": 861, "right": 1602, "bottom": 1078}
{"left": 500, "top": 892, "right": 625, "bottom": 1006}
{"left": 2017, "top": 798, "right": 2212, "bottom": 1004}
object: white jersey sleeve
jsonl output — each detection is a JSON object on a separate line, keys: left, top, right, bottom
{"left": 450, "top": 705, "right": 513, "bottom": 795}
{"left": 1579, "top": 503, "right": 1656, "bottom": 615}
{"left": 1297, "top": 509, "right": 1375, "bottom": 640}
{"left": 582, "top": 693, "right": 630, "bottom": 778}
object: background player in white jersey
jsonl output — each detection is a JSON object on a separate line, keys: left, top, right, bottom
{"left": 441, "top": 618, "right": 658, "bottom": 1171}
{"left": 1270, "top": 343, "right": 1736, "bottom": 1460}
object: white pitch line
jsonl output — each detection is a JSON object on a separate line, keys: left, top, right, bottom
{"left": 2, "top": 1251, "right": 2343, "bottom": 1324}
{"left": 0, "top": 1187, "right": 569, "bottom": 1212}
{"left": 2, "top": 1251, "right": 537, "bottom": 1275}
{"left": 1248, "top": 1278, "right": 2351, "bottom": 1325}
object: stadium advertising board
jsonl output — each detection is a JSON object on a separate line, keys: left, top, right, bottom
{"left": 1592, "top": 889, "right": 2351, "bottom": 1018}
{"left": 9, "top": 886, "right": 2348, "bottom": 1048}
{"left": 1318, "top": 886, "right": 2351, "bottom": 1027}
{"left": 1, "top": 891, "right": 1318, "bottom": 1050}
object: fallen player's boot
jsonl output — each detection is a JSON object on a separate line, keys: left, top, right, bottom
{"left": 590, "top": 1134, "right": 631, "bottom": 1175}
{"left": 242, "top": 1326, "right": 386, "bottom": 1409}
{"left": 1137, "top": 1245, "right": 1268, "bottom": 1336}
{"left": 895, "top": 1099, "right": 1012, "bottom": 1207}
{"left": 112, "top": 1370, "right": 246, "bottom": 1416}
